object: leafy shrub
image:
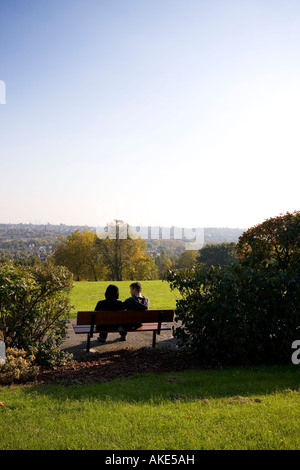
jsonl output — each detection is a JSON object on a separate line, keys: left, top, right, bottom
{"left": 237, "top": 210, "right": 300, "bottom": 269}
{"left": 167, "top": 264, "right": 300, "bottom": 364}
{"left": 166, "top": 211, "right": 300, "bottom": 365}
{"left": 32, "top": 326, "right": 73, "bottom": 368}
{"left": 0, "top": 347, "right": 39, "bottom": 384}
{"left": 0, "top": 261, "right": 74, "bottom": 367}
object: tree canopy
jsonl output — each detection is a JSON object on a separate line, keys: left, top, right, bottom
{"left": 236, "top": 210, "right": 300, "bottom": 269}
{"left": 197, "top": 242, "right": 238, "bottom": 267}
{"left": 52, "top": 228, "right": 106, "bottom": 281}
{"left": 52, "top": 221, "right": 158, "bottom": 281}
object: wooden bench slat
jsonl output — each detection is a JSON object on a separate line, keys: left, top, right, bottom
{"left": 73, "top": 322, "right": 172, "bottom": 334}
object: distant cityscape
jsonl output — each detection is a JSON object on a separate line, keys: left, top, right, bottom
{"left": 0, "top": 223, "right": 246, "bottom": 262}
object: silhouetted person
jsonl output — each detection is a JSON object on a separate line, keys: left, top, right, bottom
{"left": 95, "top": 284, "right": 125, "bottom": 343}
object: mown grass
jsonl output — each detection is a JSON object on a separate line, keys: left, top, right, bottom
{"left": 1, "top": 365, "right": 300, "bottom": 450}
{"left": 2, "top": 280, "right": 299, "bottom": 450}
{"left": 69, "top": 280, "right": 180, "bottom": 316}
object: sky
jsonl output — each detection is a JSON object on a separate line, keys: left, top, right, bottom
{"left": 0, "top": 0, "right": 299, "bottom": 230}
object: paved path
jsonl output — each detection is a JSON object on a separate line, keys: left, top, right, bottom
{"left": 61, "top": 319, "right": 179, "bottom": 360}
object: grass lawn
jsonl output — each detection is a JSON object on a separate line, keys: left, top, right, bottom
{"left": 1, "top": 365, "right": 300, "bottom": 450}
{"left": 2, "top": 279, "right": 299, "bottom": 450}
{"left": 69, "top": 280, "right": 180, "bottom": 316}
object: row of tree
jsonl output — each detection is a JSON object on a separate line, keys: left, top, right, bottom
{"left": 50, "top": 220, "right": 239, "bottom": 281}
{"left": 52, "top": 222, "right": 158, "bottom": 281}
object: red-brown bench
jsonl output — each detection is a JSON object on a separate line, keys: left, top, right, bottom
{"left": 73, "top": 309, "right": 174, "bottom": 351}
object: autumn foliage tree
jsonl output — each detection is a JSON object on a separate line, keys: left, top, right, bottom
{"left": 52, "top": 221, "right": 158, "bottom": 281}
{"left": 95, "top": 220, "right": 158, "bottom": 281}
{"left": 52, "top": 228, "right": 107, "bottom": 281}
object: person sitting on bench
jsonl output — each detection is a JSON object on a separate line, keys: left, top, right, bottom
{"left": 95, "top": 284, "right": 125, "bottom": 343}
{"left": 123, "top": 282, "right": 149, "bottom": 310}
{"left": 117, "top": 282, "right": 150, "bottom": 340}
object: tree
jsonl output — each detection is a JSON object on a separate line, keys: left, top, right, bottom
{"left": 52, "top": 229, "right": 107, "bottom": 281}
{"left": 96, "top": 220, "right": 130, "bottom": 281}
{"left": 155, "top": 248, "right": 173, "bottom": 278}
{"left": 197, "top": 242, "right": 238, "bottom": 267}
{"left": 123, "top": 237, "right": 158, "bottom": 280}
{"left": 237, "top": 210, "right": 300, "bottom": 269}
{"left": 96, "top": 220, "right": 158, "bottom": 280}
{"left": 175, "top": 250, "right": 198, "bottom": 270}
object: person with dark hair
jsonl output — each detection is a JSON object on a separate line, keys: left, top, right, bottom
{"left": 95, "top": 284, "right": 125, "bottom": 343}
{"left": 123, "top": 282, "right": 149, "bottom": 310}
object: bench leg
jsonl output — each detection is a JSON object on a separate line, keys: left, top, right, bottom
{"left": 87, "top": 333, "right": 91, "bottom": 352}
{"left": 152, "top": 331, "right": 156, "bottom": 348}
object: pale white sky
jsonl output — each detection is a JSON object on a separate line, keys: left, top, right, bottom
{"left": 0, "top": 0, "right": 299, "bottom": 230}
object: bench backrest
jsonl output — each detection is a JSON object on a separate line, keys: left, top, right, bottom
{"left": 76, "top": 309, "right": 174, "bottom": 326}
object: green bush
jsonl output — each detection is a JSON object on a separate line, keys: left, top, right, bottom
{"left": 166, "top": 211, "right": 300, "bottom": 365}
{"left": 0, "top": 261, "right": 74, "bottom": 367}
{"left": 167, "top": 264, "right": 300, "bottom": 364}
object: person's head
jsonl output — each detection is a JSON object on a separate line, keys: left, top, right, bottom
{"left": 130, "top": 281, "right": 142, "bottom": 296}
{"left": 105, "top": 284, "right": 119, "bottom": 301}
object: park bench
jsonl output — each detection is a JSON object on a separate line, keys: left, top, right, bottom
{"left": 73, "top": 309, "right": 175, "bottom": 352}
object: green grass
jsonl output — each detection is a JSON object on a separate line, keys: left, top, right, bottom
{"left": 1, "top": 365, "right": 300, "bottom": 450}
{"left": 69, "top": 280, "right": 180, "bottom": 316}
{"left": 2, "top": 280, "right": 299, "bottom": 450}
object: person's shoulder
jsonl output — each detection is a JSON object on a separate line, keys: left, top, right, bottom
{"left": 95, "top": 299, "right": 106, "bottom": 310}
